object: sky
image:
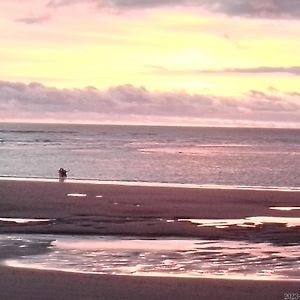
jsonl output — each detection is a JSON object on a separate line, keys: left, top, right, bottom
{"left": 0, "top": 0, "right": 300, "bottom": 127}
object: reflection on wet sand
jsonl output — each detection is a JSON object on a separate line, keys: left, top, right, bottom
{"left": 270, "top": 207, "right": 300, "bottom": 211}
{"left": 67, "top": 193, "right": 87, "bottom": 197}
{"left": 178, "top": 216, "right": 300, "bottom": 228}
{"left": 0, "top": 218, "right": 52, "bottom": 224}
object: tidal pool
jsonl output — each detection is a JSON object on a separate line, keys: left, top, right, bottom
{"left": 1, "top": 234, "right": 300, "bottom": 281}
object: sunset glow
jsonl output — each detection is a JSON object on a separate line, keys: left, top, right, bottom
{"left": 0, "top": 0, "right": 299, "bottom": 126}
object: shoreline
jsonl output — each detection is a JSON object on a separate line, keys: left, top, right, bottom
{"left": 3, "top": 259, "right": 300, "bottom": 282}
{"left": 1, "top": 232, "right": 299, "bottom": 282}
{"left": 1, "top": 175, "right": 300, "bottom": 192}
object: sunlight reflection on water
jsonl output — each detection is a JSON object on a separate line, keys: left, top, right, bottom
{"left": 2, "top": 235, "right": 300, "bottom": 281}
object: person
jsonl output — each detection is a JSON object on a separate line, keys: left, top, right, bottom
{"left": 58, "top": 168, "right": 68, "bottom": 179}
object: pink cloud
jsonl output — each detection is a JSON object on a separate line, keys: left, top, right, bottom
{"left": 0, "top": 81, "right": 299, "bottom": 127}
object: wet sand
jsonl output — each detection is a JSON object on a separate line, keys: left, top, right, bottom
{"left": 0, "top": 179, "right": 300, "bottom": 299}
{"left": 1, "top": 264, "right": 300, "bottom": 300}
{"left": 1, "top": 179, "right": 300, "bottom": 244}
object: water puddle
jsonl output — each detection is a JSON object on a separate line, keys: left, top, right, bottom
{"left": 178, "top": 216, "right": 300, "bottom": 228}
{"left": 2, "top": 234, "right": 300, "bottom": 280}
{"left": 270, "top": 207, "right": 300, "bottom": 211}
{"left": 0, "top": 218, "right": 52, "bottom": 224}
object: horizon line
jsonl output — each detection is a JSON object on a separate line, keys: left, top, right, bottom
{"left": 0, "top": 120, "right": 299, "bottom": 130}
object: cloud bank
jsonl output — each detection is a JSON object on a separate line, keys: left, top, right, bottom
{"left": 149, "top": 66, "right": 300, "bottom": 77}
{"left": 47, "top": 0, "right": 300, "bottom": 19}
{"left": 0, "top": 81, "right": 299, "bottom": 127}
{"left": 217, "top": 66, "right": 300, "bottom": 76}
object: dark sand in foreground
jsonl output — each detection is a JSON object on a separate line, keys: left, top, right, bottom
{"left": 1, "top": 265, "right": 299, "bottom": 300}
{"left": 0, "top": 179, "right": 300, "bottom": 300}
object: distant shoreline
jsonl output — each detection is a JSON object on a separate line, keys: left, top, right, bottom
{"left": 1, "top": 176, "right": 300, "bottom": 192}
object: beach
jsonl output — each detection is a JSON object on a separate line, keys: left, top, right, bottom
{"left": 0, "top": 179, "right": 300, "bottom": 299}
{"left": 1, "top": 265, "right": 300, "bottom": 300}
{"left": 1, "top": 179, "right": 300, "bottom": 243}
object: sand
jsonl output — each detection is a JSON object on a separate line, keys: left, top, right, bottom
{"left": 0, "top": 179, "right": 300, "bottom": 299}
{"left": 1, "top": 179, "right": 300, "bottom": 243}
{"left": 1, "top": 265, "right": 299, "bottom": 300}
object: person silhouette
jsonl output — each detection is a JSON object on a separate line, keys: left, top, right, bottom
{"left": 58, "top": 168, "right": 68, "bottom": 181}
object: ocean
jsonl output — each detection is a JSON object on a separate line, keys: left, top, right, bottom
{"left": 0, "top": 123, "right": 299, "bottom": 188}
{"left": 1, "top": 123, "right": 300, "bottom": 281}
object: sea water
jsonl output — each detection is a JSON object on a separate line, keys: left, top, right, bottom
{"left": 3, "top": 234, "right": 300, "bottom": 280}
{"left": 0, "top": 123, "right": 299, "bottom": 188}
{"left": 1, "top": 123, "right": 300, "bottom": 280}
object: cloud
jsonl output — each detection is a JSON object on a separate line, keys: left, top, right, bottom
{"left": 147, "top": 66, "right": 300, "bottom": 77}
{"left": 15, "top": 15, "right": 51, "bottom": 24}
{"left": 0, "top": 81, "right": 299, "bottom": 127}
{"left": 208, "top": 0, "right": 300, "bottom": 19}
{"left": 217, "top": 66, "right": 300, "bottom": 76}
{"left": 46, "top": 0, "right": 300, "bottom": 19}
